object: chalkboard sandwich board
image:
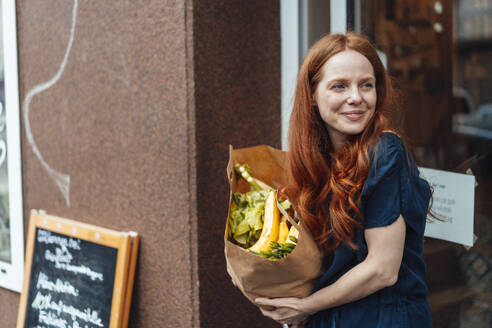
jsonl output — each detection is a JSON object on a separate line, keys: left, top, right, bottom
{"left": 17, "top": 210, "right": 139, "bottom": 328}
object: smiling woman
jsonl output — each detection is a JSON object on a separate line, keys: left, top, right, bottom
{"left": 256, "top": 33, "right": 434, "bottom": 328}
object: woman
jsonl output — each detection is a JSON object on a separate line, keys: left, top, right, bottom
{"left": 256, "top": 33, "right": 433, "bottom": 327}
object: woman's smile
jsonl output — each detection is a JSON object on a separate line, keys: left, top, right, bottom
{"left": 341, "top": 110, "right": 366, "bottom": 121}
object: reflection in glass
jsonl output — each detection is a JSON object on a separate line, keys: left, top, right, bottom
{"left": 0, "top": 0, "right": 10, "bottom": 264}
{"left": 358, "top": 0, "right": 491, "bottom": 327}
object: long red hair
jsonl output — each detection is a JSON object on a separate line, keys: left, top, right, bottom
{"left": 287, "top": 33, "right": 394, "bottom": 251}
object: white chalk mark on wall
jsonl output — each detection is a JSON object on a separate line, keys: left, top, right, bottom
{"left": 22, "top": 0, "right": 78, "bottom": 206}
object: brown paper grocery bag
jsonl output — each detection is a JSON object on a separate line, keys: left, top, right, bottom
{"left": 224, "top": 145, "right": 326, "bottom": 306}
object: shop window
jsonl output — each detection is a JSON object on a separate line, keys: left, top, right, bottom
{"left": 281, "top": 2, "right": 490, "bottom": 324}
{"left": 360, "top": 0, "right": 491, "bottom": 326}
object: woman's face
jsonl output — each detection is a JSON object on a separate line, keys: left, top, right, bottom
{"left": 313, "top": 49, "right": 377, "bottom": 150}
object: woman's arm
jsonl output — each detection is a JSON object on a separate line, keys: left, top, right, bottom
{"left": 256, "top": 215, "right": 406, "bottom": 324}
{"left": 301, "top": 214, "right": 405, "bottom": 311}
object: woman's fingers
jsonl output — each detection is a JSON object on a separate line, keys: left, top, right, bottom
{"left": 259, "top": 307, "right": 269, "bottom": 316}
{"left": 256, "top": 297, "right": 309, "bottom": 327}
{"left": 259, "top": 306, "right": 285, "bottom": 322}
{"left": 255, "top": 297, "right": 275, "bottom": 306}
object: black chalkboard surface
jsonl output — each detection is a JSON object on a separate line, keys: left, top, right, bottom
{"left": 17, "top": 211, "right": 139, "bottom": 328}
{"left": 25, "top": 228, "right": 117, "bottom": 327}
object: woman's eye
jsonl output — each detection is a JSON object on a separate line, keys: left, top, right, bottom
{"left": 361, "top": 82, "right": 374, "bottom": 89}
{"left": 331, "top": 84, "right": 345, "bottom": 90}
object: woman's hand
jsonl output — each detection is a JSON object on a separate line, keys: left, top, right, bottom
{"left": 255, "top": 297, "right": 313, "bottom": 327}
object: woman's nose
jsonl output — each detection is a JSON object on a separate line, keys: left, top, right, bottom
{"left": 347, "top": 87, "right": 362, "bottom": 105}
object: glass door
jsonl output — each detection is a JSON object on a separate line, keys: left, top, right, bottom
{"left": 359, "top": 1, "right": 491, "bottom": 327}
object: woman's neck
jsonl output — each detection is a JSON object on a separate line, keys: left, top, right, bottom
{"left": 328, "top": 130, "right": 348, "bottom": 152}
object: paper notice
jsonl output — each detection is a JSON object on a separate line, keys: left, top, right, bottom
{"left": 419, "top": 167, "right": 475, "bottom": 247}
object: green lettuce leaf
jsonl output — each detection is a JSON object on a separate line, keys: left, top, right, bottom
{"left": 229, "top": 190, "right": 269, "bottom": 247}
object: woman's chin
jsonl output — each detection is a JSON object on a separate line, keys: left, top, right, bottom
{"left": 341, "top": 126, "right": 367, "bottom": 137}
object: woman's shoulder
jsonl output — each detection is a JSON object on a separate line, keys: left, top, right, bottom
{"left": 370, "top": 131, "right": 406, "bottom": 168}
{"left": 378, "top": 130, "right": 404, "bottom": 150}
{"left": 362, "top": 131, "right": 408, "bottom": 202}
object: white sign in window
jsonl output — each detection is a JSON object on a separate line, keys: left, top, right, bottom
{"left": 420, "top": 167, "right": 475, "bottom": 247}
{"left": 0, "top": 0, "right": 24, "bottom": 292}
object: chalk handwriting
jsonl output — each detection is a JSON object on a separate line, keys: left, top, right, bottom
{"left": 22, "top": 0, "right": 78, "bottom": 206}
{"left": 38, "top": 230, "right": 104, "bottom": 281}
{"left": 45, "top": 248, "right": 73, "bottom": 264}
{"left": 44, "top": 247, "right": 103, "bottom": 281}
{"left": 39, "top": 310, "right": 68, "bottom": 328}
{"left": 38, "top": 229, "right": 81, "bottom": 251}
{"left": 37, "top": 272, "right": 79, "bottom": 296}
{"left": 53, "top": 262, "right": 104, "bottom": 282}
{"left": 31, "top": 291, "right": 103, "bottom": 327}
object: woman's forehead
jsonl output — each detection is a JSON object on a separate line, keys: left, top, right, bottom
{"left": 320, "top": 50, "right": 375, "bottom": 80}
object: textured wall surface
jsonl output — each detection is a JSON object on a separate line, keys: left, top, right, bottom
{"left": 2, "top": 0, "right": 199, "bottom": 327}
{"left": 0, "top": 0, "right": 280, "bottom": 327}
{"left": 193, "top": 1, "right": 281, "bottom": 327}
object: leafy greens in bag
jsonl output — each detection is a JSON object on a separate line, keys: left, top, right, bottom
{"left": 229, "top": 190, "right": 268, "bottom": 248}
{"left": 228, "top": 184, "right": 292, "bottom": 249}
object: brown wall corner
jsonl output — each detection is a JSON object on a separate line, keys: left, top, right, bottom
{"left": 193, "top": 1, "right": 281, "bottom": 327}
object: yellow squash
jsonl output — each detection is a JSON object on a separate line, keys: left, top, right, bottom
{"left": 249, "top": 190, "right": 280, "bottom": 252}
{"left": 277, "top": 216, "right": 290, "bottom": 244}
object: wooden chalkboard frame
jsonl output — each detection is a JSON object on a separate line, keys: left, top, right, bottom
{"left": 17, "top": 210, "right": 139, "bottom": 328}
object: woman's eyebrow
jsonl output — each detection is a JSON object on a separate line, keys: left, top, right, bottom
{"left": 327, "top": 76, "right": 375, "bottom": 84}
{"left": 327, "top": 77, "right": 349, "bottom": 84}
{"left": 361, "top": 76, "right": 377, "bottom": 83}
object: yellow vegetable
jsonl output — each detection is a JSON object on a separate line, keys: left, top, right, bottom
{"left": 249, "top": 190, "right": 280, "bottom": 253}
{"left": 286, "top": 224, "right": 299, "bottom": 242}
{"left": 277, "top": 216, "right": 289, "bottom": 244}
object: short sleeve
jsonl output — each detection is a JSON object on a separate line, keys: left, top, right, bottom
{"left": 361, "top": 133, "right": 405, "bottom": 229}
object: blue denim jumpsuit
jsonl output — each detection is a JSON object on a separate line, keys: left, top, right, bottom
{"left": 306, "top": 132, "right": 433, "bottom": 328}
